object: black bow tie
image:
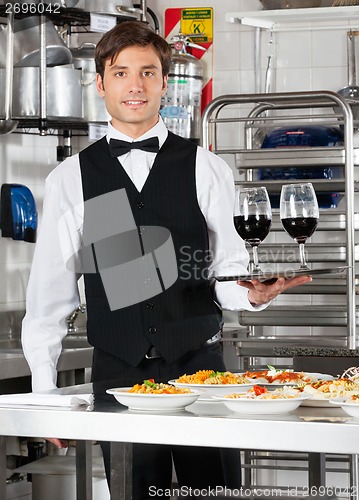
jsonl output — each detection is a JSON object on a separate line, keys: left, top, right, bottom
{"left": 109, "top": 137, "right": 159, "bottom": 157}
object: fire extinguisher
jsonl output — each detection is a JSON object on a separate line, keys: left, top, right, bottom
{"left": 160, "top": 33, "right": 206, "bottom": 144}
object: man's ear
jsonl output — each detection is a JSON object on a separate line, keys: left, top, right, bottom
{"left": 162, "top": 75, "right": 168, "bottom": 95}
{"left": 96, "top": 73, "right": 105, "bottom": 96}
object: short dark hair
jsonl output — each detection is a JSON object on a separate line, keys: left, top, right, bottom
{"left": 95, "top": 21, "right": 172, "bottom": 79}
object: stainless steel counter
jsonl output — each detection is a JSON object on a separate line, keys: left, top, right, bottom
{"left": 0, "top": 384, "right": 358, "bottom": 499}
{"left": 0, "top": 347, "right": 93, "bottom": 381}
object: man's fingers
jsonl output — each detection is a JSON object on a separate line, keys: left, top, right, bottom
{"left": 282, "top": 276, "right": 312, "bottom": 290}
{"left": 47, "top": 438, "right": 69, "bottom": 449}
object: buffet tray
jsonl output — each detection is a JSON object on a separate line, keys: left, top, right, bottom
{"left": 214, "top": 266, "right": 350, "bottom": 282}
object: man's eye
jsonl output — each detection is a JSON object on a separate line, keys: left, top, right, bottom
{"left": 143, "top": 71, "right": 154, "bottom": 77}
{"left": 115, "top": 72, "right": 126, "bottom": 77}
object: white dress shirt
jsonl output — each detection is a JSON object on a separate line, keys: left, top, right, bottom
{"left": 22, "top": 117, "right": 265, "bottom": 393}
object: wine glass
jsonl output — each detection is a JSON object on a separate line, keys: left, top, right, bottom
{"left": 234, "top": 186, "right": 272, "bottom": 275}
{"left": 280, "top": 182, "right": 319, "bottom": 270}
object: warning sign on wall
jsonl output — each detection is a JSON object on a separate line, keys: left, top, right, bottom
{"left": 164, "top": 7, "right": 214, "bottom": 113}
{"left": 180, "top": 8, "right": 213, "bottom": 43}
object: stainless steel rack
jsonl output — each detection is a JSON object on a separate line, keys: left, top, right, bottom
{"left": 201, "top": 90, "right": 357, "bottom": 349}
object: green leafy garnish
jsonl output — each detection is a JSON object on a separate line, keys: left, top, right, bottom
{"left": 267, "top": 364, "right": 277, "bottom": 371}
{"left": 143, "top": 379, "right": 156, "bottom": 388}
{"left": 209, "top": 371, "right": 224, "bottom": 378}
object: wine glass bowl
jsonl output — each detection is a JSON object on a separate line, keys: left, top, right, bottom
{"left": 234, "top": 186, "right": 272, "bottom": 274}
{"left": 280, "top": 183, "right": 319, "bottom": 270}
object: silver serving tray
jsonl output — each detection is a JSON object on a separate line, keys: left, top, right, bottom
{"left": 214, "top": 266, "right": 350, "bottom": 282}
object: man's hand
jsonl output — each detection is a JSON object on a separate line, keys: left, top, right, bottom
{"left": 47, "top": 438, "right": 69, "bottom": 449}
{"left": 238, "top": 275, "right": 312, "bottom": 306}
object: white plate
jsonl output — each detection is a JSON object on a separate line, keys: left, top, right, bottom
{"left": 329, "top": 398, "right": 359, "bottom": 418}
{"left": 212, "top": 394, "right": 311, "bottom": 415}
{"left": 106, "top": 387, "right": 201, "bottom": 411}
{"left": 300, "top": 398, "right": 334, "bottom": 408}
{"left": 168, "top": 379, "right": 254, "bottom": 397}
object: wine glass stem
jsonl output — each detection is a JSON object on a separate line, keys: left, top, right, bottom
{"left": 252, "top": 245, "right": 262, "bottom": 273}
{"left": 298, "top": 242, "right": 308, "bottom": 269}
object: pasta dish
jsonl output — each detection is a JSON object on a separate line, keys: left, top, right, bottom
{"left": 301, "top": 379, "right": 359, "bottom": 399}
{"left": 241, "top": 369, "right": 312, "bottom": 385}
{"left": 177, "top": 370, "right": 248, "bottom": 385}
{"left": 127, "top": 379, "right": 191, "bottom": 395}
{"left": 225, "top": 385, "right": 302, "bottom": 400}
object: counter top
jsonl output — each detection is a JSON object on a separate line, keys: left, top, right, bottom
{"left": 1, "top": 384, "right": 358, "bottom": 500}
{"left": 0, "top": 347, "right": 93, "bottom": 380}
{"left": 0, "top": 383, "right": 358, "bottom": 454}
{"left": 274, "top": 347, "right": 359, "bottom": 357}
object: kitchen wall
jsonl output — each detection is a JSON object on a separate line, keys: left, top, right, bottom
{"left": 0, "top": 0, "right": 354, "bottom": 330}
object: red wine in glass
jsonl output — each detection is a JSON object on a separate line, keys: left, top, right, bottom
{"left": 281, "top": 217, "right": 318, "bottom": 244}
{"left": 234, "top": 187, "right": 272, "bottom": 274}
{"left": 234, "top": 214, "right": 272, "bottom": 246}
{"left": 280, "top": 183, "right": 319, "bottom": 270}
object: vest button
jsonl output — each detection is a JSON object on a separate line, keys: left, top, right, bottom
{"left": 146, "top": 302, "right": 154, "bottom": 309}
{"left": 148, "top": 326, "right": 157, "bottom": 334}
{"left": 136, "top": 201, "right": 145, "bottom": 209}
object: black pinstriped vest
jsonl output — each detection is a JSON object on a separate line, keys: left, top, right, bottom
{"left": 79, "top": 131, "right": 222, "bottom": 366}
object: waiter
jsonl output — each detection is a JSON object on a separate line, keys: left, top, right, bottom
{"left": 21, "top": 21, "right": 311, "bottom": 499}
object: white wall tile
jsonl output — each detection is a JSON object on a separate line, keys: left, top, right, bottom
{"left": 214, "top": 0, "right": 242, "bottom": 33}
{"left": 239, "top": 68, "right": 257, "bottom": 93}
{"left": 239, "top": 30, "right": 256, "bottom": 71}
{"left": 312, "top": 29, "right": 346, "bottom": 69}
{"left": 215, "top": 31, "right": 241, "bottom": 70}
{"left": 276, "top": 31, "right": 312, "bottom": 69}
{"left": 241, "top": 0, "right": 262, "bottom": 10}
{"left": 0, "top": 263, "right": 21, "bottom": 304}
{"left": 275, "top": 67, "right": 312, "bottom": 92}
{"left": 213, "top": 69, "right": 241, "bottom": 95}
{"left": 0, "top": 239, "right": 19, "bottom": 265}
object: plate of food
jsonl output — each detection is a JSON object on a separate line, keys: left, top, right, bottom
{"left": 237, "top": 367, "right": 333, "bottom": 387}
{"left": 169, "top": 370, "right": 254, "bottom": 398}
{"left": 329, "top": 395, "right": 359, "bottom": 418}
{"left": 106, "top": 379, "right": 201, "bottom": 411}
{"left": 212, "top": 385, "right": 311, "bottom": 415}
{"left": 300, "top": 369, "right": 359, "bottom": 407}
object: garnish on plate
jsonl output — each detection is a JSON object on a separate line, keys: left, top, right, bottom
{"left": 127, "top": 380, "right": 191, "bottom": 395}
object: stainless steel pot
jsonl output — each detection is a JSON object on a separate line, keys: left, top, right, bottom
{"left": 0, "top": 12, "right": 18, "bottom": 134}
{"left": 83, "top": 0, "right": 138, "bottom": 18}
{"left": 0, "top": 16, "right": 72, "bottom": 68}
{"left": 71, "top": 43, "right": 109, "bottom": 123}
{"left": 3, "top": 67, "right": 83, "bottom": 120}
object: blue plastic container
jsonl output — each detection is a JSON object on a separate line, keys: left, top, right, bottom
{"left": 259, "top": 125, "right": 343, "bottom": 208}
{"left": 0, "top": 184, "right": 37, "bottom": 242}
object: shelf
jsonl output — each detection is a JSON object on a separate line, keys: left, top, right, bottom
{"left": 15, "top": 119, "right": 90, "bottom": 131}
{"left": 232, "top": 146, "right": 359, "bottom": 169}
{"left": 239, "top": 305, "right": 359, "bottom": 327}
{"left": 235, "top": 178, "right": 350, "bottom": 193}
{"left": 202, "top": 89, "right": 358, "bottom": 348}
{"left": 225, "top": 5, "right": 359, "bottom": 30}
{"left": 222, "top": 334, "right": 349, "bottom": 355}
{"left": 255, "top": 242, "right": 351, "bottom": 263}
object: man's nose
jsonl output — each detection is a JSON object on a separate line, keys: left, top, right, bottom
{"left": 128, "top": 74, "right": 143, "bottom": 92}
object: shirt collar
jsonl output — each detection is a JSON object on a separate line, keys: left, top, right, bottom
{"left": 106, "top": 115, "right": 168, "bottom": 151}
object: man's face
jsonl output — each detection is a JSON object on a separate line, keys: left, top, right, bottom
{"left": 96, "top": 44, "right": 168, "bottom": 138}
